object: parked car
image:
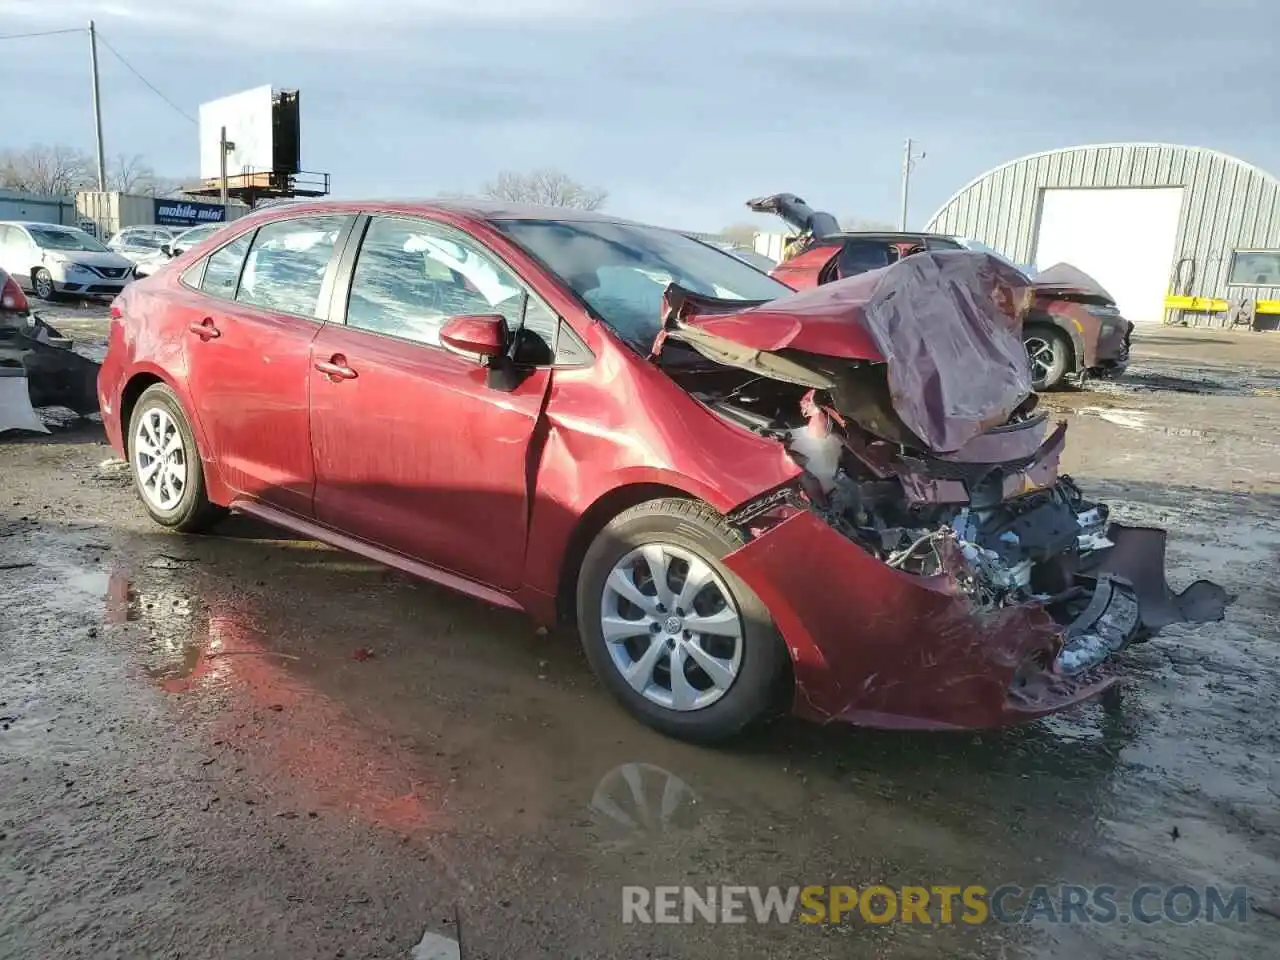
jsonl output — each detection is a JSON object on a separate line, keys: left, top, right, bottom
{"left": 107, "top": 225, "right": 181, "bottom": 260}
{"left": 0, "top": 221, "right": 135, "bottom": 300}
{"left": 126, "top": 223, "right": 231, "bottom": 279}
{"left": 704, "top": 240, "right": 777, "bottom": 273}
{"left": 165, "top": 223, "right": 227, "bottom": 258}
{"left": 748, "top": 193, "right": 1133, "bottom": 389}
{"left": 0, "top": 265, "right": 100, "bottom": 433}
{"left": 98, "top": 200, "right": 1223, "bottom": 742}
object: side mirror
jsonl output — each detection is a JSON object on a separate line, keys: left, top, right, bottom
{"left": 160, "top": 243, "right": 173, "bottom": 257}
{"left": 440, "top": 313, "right": 508, "bottom": 362}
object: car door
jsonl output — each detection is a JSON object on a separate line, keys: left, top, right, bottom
{"left": 0, "top": 226, "right": 36, "bottom": 286}
{"left": 181, "top": 214, "right": 354, "bottom": 516}
{"left": 308, "top": 214, "right": 554, "bottom": 590}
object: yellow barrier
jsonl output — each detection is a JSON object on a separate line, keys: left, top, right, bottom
{"left": 1164, "top": 295, "right": 1280, "bottom": 316}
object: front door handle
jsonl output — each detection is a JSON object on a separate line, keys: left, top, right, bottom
{"left": 314, "top": 354, "right": 358, "bottom": 381}
{"left": 188, "top": 317, "right": 220, "bottom": 340}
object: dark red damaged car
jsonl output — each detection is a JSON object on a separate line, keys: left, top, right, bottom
{"left": 749, "top": 193, "right": 1134, "bottom": 390}
{"left": 98, "top": 200, "right": 1226, "bottom": 742}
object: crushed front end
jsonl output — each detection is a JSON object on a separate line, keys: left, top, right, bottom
{"left": 653, "top": 252, "right": 1229, "bottom": 729}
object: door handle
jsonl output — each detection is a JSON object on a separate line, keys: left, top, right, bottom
{"left": 314, "top": 354, "right": 358, "bottom": 381}
{"left": 188, "top": 317, "right": 220, "bottom": 340}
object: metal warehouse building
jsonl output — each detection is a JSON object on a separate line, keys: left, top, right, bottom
{"left": 925, "top": 143, "right": 1280, "bottom": 330}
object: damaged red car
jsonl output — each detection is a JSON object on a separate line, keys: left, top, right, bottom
{"left": 98, "top": 200, "right": 1226, "bottom": 742}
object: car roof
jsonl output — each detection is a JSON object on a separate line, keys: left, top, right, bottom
{"left": 234, "top": 198, "right": 651, "bottom": 228}
{"left": 821, "top": 231, "right": 961, "bottom": 243}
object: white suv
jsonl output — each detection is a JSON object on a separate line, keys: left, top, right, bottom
{"left": 0, "top": 221, "right": 136, "bottom": 300}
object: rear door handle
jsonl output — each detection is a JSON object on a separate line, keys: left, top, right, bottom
{"left": 188, "top": 317, "right": 220, "bottom": 340}
{"left": 314, "top": 354, "right": 358, "bottom": 381}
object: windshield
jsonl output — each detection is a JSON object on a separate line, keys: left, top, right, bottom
{"left": 28, "top": 226, "right": 110, "bottom": 253}
{"left": 495, "top": 219, "right": 792, "bottom": 348}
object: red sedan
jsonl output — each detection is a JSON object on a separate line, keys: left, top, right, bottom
{"left": 98, "top": 200, "right": 1225, "bottom": 742}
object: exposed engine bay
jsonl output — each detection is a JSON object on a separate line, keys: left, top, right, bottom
{"left": 674, "top": 366, "right": 1135, "bottom": 669}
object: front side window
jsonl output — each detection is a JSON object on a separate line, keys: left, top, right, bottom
{"left": 345, "top": 216, "right": 555, "bottom": 351}
{"left": 235, "top": 216, "right": 347, "bottom": 319}
{"left": 495, "top": 219, "right": 790, "bottom": 349}
{"left": 1228, "top": 250, "right": 1280, "bottom": 287}
{"left": 200, "top": 233, "right": 253, "bottom": 299}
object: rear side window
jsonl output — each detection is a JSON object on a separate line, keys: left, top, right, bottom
{"left": 235, "top": 216, "right": 347, "bottom": 319}
{"left": 836, "top": 239, "right": 893, "bottom": 276}
{"left": 200, "top": 234, "right": 252, "bottom": 299}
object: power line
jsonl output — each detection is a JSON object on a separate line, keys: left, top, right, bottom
{"left": 95, "top": 31, "right": 198, "bottom": 125}
{"left": 0, "top": 27, "right": 85, "bottom": 41}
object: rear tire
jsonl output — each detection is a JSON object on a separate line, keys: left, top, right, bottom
{"left": 576, "top": 498, "right": 788, "bottom": 743}
{"left": 1024, "top": 325, "right": 1072, "bottom": 390}
{"left": 127, "top": 383, "right": 226, "bottom": 533}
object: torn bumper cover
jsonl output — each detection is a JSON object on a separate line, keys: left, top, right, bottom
{"left": 0, "top": 313, "right": 100, "bottom": 434}
{"left": 723, "top": 512, "right": 1228, "bottom": 729}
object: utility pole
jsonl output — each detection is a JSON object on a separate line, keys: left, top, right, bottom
{"left": 899, "top": 138, "right": 926, "bottom": 231}
{"left": 219, "top": 127, "right": 236, "bottom": 208}
{"left": 88, "top": 20, "right": 106, "bottom": 191}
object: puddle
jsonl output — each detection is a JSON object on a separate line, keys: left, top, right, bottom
{"left": 589, "top": 762, "right": 703, "bottom": 851}
{"left": 1078, "top": 407, "right": 1149, "bottom": 429}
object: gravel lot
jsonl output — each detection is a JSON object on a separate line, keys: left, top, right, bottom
{"left": 2, "top": 306, "right": 1278, "bottom": 959}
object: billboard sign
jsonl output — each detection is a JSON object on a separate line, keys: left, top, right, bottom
{"left": 198, "top": 85, "right": 275, "bottom": 181}
{"left": 154, "top": 199, "right": 227, "bottom": 226}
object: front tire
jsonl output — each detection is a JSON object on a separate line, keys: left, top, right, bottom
{"left": 32, "top": 268, "right": 56, "bottom": 301}
{"left": 576, "top": 498, "right": 788, "bottom": 743}
{"left": 1024, "top": 325, "right": 1072, "bottom": 390}
{"left": 127, "top": 383, "right": 225, "bottom": 532}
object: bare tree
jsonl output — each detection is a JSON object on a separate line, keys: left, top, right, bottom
{"left": 840, "top": 215, "right": 897, "bottom": 232}
{"left": 107, "top": 153, "right": 156, "bottom": 194}
{"left": 479, "top": 169, "right": 607, "bottom": 210}
{"left": 0, "top": 144, "right": 92, "bottom": 196}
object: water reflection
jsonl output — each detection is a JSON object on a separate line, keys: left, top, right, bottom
{"left": 590, "top": 762, "right": 702, "bottom": 851}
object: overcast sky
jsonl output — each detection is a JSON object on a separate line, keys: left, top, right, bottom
{"left": 4, "top": 0, "right": 1277, "bottom": 231}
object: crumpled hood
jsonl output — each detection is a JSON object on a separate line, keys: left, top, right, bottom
{"left": 1033, "top": 263, "right": 1116, "bottom": 303}
{"left": 654, "top": 250, "right": 1035, "bottom": 453}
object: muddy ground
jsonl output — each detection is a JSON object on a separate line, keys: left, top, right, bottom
{"left": 2, "top": 307, "right": 1278, "bottom": 959}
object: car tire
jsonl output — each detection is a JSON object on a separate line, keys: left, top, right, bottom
{"left": 127, "top": 383, "right": 226, "bottom": 533}
{"left": 576, "top": 497, "right": 788, "bottom": 743}
{"left": 1024, "top": 325, "right": 1072, "bottom": 391}
{"left": 32, "top": 268, "right": 56, "bottom": 301}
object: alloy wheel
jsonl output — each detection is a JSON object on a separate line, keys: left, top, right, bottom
{"left": 1025, "top": 335, "right": 1055, "bottom": 383}
{"left": 133, "top": 406, "right": 187, "bottom": 511}
{"left": 599, "top": 543, "right": 744, "bottom": 712}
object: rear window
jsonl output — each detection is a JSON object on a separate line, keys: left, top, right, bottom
{"left": 1228, "top": 250, "right": 1280, "bottom": 287}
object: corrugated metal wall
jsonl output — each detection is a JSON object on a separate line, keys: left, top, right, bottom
{"left": 0, "top": 190, "right": 77, "bottom": 225}
{"left": 74, "top": 191, "right": 250, "bottom": 241}
{"left": 926, "top": 144, "right": 1280, "bottom": 326}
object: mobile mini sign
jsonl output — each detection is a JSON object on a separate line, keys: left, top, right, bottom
{"left": 153, "top": 199, "right": 227, "bottom": 227}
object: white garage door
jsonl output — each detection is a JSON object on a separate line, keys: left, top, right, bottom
{"left": 1033, "top": 187, "right": 1184, "bottom": 324}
